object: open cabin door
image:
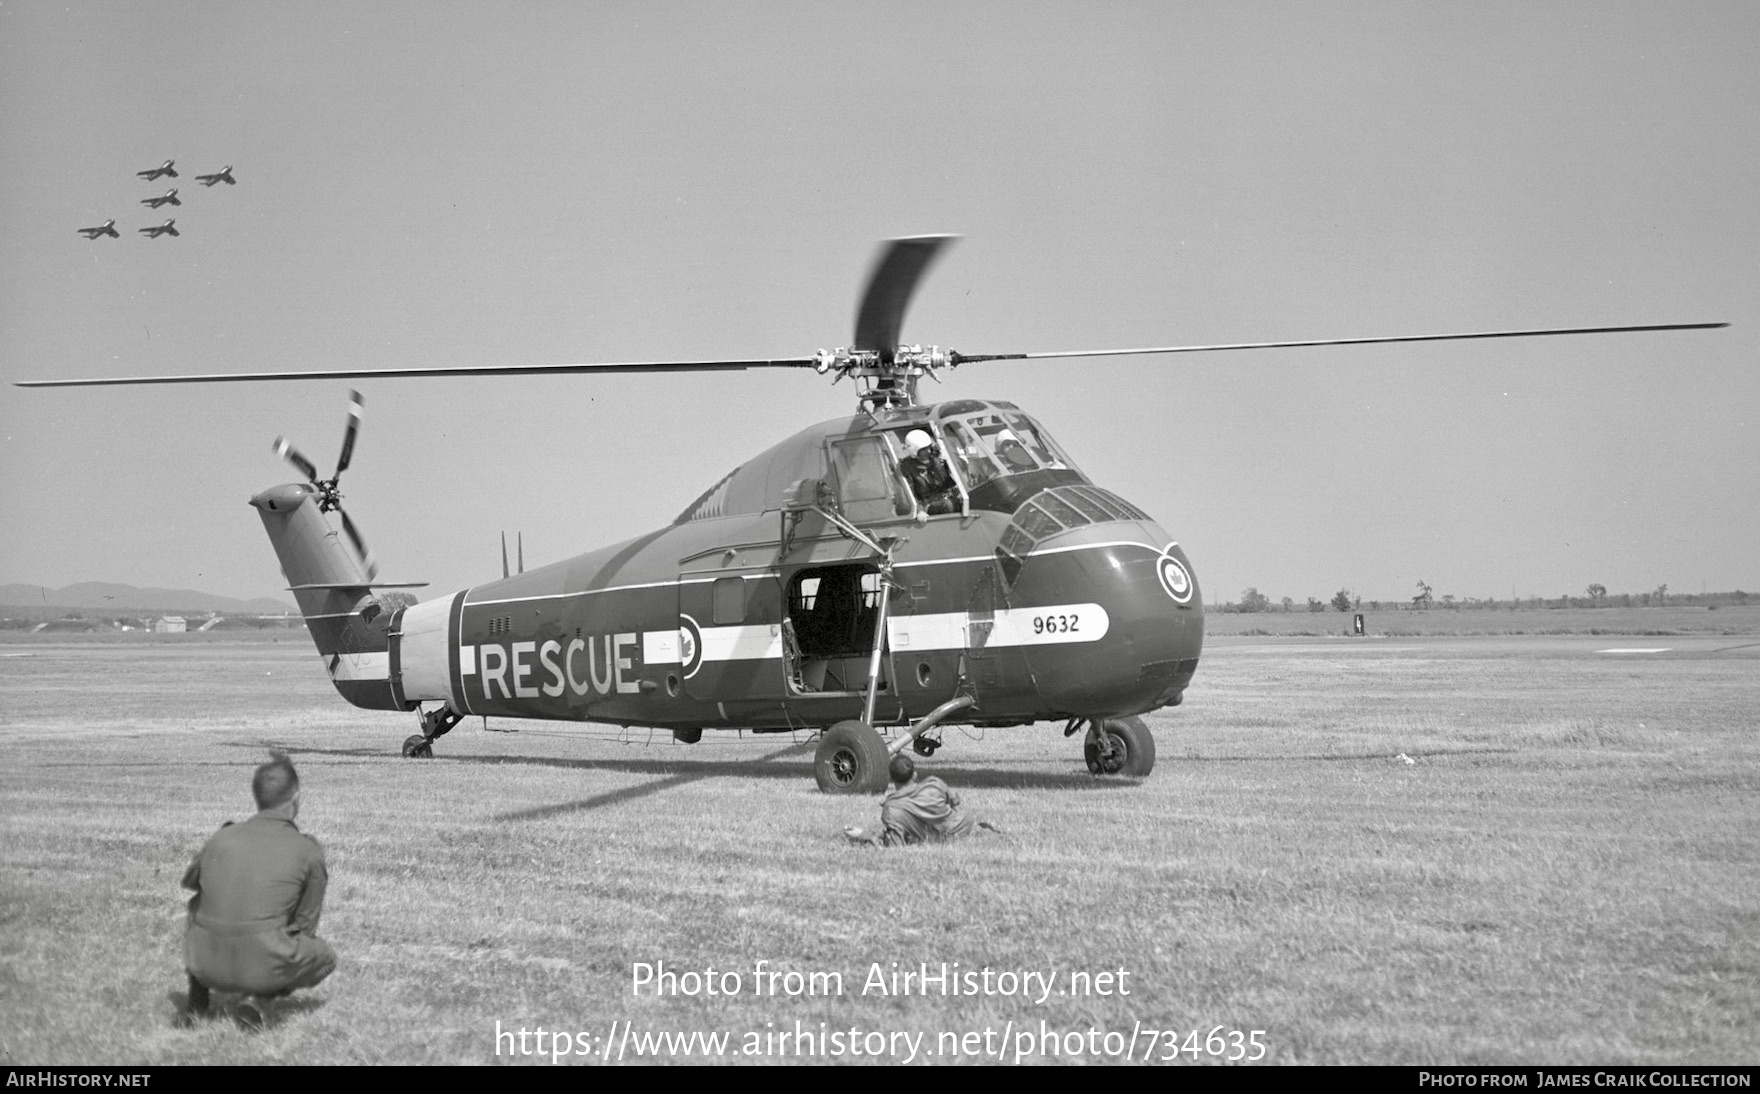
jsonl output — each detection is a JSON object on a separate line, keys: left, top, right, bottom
{"left": 780, "top": 561, "right": 904, "bottom": 724}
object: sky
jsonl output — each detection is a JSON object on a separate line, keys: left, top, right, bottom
{"left": 3, "top": 1, "right": 1756, "bottom": 608}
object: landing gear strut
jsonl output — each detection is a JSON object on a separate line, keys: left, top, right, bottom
{"left": 403, "top": 706, "right": 463, "bottom": 759}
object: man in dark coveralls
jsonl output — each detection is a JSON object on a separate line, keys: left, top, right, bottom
{"left": 178, "top": 752, "right": 335, "bottom": 1030}
{"left": 844, "top": 753, "right": 999, "bottom": 846}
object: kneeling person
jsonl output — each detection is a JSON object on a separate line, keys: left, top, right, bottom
{"left": 180, "top": 752, "right": 336, "bottom": 1027}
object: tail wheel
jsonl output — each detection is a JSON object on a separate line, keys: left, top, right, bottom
{"left": 814, "top": 720, "right": 889, "bottom": 794}
{"left": 1083, "top": 716, "right": 1156, "bottom": 777}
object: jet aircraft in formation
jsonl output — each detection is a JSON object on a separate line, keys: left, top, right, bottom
{"left": 79, "top": 161, "right": 236, "bottom": 240}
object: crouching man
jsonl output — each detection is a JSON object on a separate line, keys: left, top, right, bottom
{"left": 178, "top": 751, "right": 336, "bottom": 1031}
{"left": 845, "top": 753, "right": 1000, "bottom": 846}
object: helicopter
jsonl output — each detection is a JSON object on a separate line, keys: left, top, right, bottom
{"left": 15, "top": 236, "right": 1726, "bottom": 793}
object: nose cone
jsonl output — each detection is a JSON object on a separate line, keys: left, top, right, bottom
{"left": 1010, "top": 523, "right": 1203, "bottom": 718}
{"left": 250, "top": 483, "right": 317, "bottom": 512}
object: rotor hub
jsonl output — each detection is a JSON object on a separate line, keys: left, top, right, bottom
{"left": 814, "top": 344, "right": 956, "bottom": 408}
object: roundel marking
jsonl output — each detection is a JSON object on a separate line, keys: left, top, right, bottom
{"left": 678, "top": 614, "right": 704, "bottom": 678}
{"left": 1156, "top": 549, "right": 1194, "bottom": 604}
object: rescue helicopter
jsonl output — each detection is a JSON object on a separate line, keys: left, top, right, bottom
{"left": 14, "top": 237, "right": 1726, "bottom": 793}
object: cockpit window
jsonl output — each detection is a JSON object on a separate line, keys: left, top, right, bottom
{"left": 828, "top": 435, "right": 914, "bottom": 521}
{"left": 942, "top": 420, "right": 1001, "bottom": 488}
{"left": 930, "top": 406, "right": 1089, "bottom": 513}
{"left": 1004, "top": 413, "right": 1073, "bottom": 470}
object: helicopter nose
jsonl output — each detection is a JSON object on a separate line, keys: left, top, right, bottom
{"left": 1008, "top": 522, "right": 1203, "bottom": 718}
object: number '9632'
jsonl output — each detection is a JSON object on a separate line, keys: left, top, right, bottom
{"left": 1032, "top": 614, "right": 1078, "bottom": 635}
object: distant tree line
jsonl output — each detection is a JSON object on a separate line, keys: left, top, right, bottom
{"left": 1216, "top": 585, "right": 1751, "bottom": 614}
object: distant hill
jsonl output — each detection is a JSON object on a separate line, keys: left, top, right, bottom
{"left": 0, "top": 582, "right": 294, "bottom": 615}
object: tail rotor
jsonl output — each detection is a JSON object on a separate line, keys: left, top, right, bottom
{"left": 272, "top": 389, "right": 378, "bottom": 580}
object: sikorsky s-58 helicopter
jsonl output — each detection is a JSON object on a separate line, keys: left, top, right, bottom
{"left": 17, "top": 237, "right": 1726, "bottom": 793}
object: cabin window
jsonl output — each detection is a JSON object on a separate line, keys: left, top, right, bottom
{"left": 712, "top": 577, "right": 746, "bottom": 624}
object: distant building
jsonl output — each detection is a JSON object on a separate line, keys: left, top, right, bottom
{"left": 153, "top": 616, "right": 187, "bottom": 634}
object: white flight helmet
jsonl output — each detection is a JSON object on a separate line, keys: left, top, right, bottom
{"left": 904, "top": 429, "right": 934, "bottom": 456}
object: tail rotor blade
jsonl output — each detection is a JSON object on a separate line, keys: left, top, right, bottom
{"left": 340, "top": 509, "right": 379, "bottom": 581}
{"left": 273, "top": 436, "right": 319, "bottom": 482}
{"left": 335, "top": 390, "right": 363, "bottom": 475}
{"left": 854, "top": 235, "right": 957, "bottom": 362}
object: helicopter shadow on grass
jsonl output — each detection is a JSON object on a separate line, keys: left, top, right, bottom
{"left": 256, "top": 741, "right": 1136, "bottom": 821}
{"left": 486, "top": 745, "right": 1138, "bottom": 821}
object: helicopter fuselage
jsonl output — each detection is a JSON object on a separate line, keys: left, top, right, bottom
{"left": 263, "top": 397, "right": 1203, "bottom": 736}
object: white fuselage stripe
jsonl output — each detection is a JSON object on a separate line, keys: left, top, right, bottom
{"left": 458, "top": 539, "right": 1169, "bottom": 610}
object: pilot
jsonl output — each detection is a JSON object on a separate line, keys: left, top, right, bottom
{"left": 844, "top": 753, "right": 999, "bottom": 846}
{"left": 898, "top": 429, "right": 958, "bottom": 515}
{"left": 993, "top": 429, "right": 1037, "bottom": 473}
{"left": 177, "top": 752, "right": 336, "bottom": 1032}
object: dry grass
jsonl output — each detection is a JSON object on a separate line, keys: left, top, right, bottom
{"left": 1, "top": 631, "right": 1756, "bottom": 1065}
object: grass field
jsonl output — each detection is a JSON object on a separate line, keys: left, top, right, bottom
{"left": 2, "top": 622, "right": 1756, "bottom": 1065}
{"left": 1205, "top": 603, "right": 1760, "bottom": 637}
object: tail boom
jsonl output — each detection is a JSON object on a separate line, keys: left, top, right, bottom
{"left": 251, "top": 483, "right": 411, "bottom": 711}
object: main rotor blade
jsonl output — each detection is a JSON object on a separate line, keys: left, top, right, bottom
{"left": 340, "top": 509, "right": 378, "bottom": 582}
{"left": 950, "top": 322, "right": 1728, "bottom": 364}
{"left": 273, "top": 436, "right": 318, "bottom": 483}
{"left": 854, "top": 235, "right": 957, "bottom": 362}
{"left": 335, "top": 390, "right": 363, "bottom": 475}
{"left": 13, "top": 358, "right": 820, "bottom": 387}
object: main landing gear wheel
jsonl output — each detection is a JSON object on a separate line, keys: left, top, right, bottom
{"left": 401, "top": 734, "right": 433, "bottom": 759}
{"left": 814, "top": 720, "right": 890, "bottom": 795}
{"left": 1084, "top": 716, "right": 1156, "bottom": 777}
